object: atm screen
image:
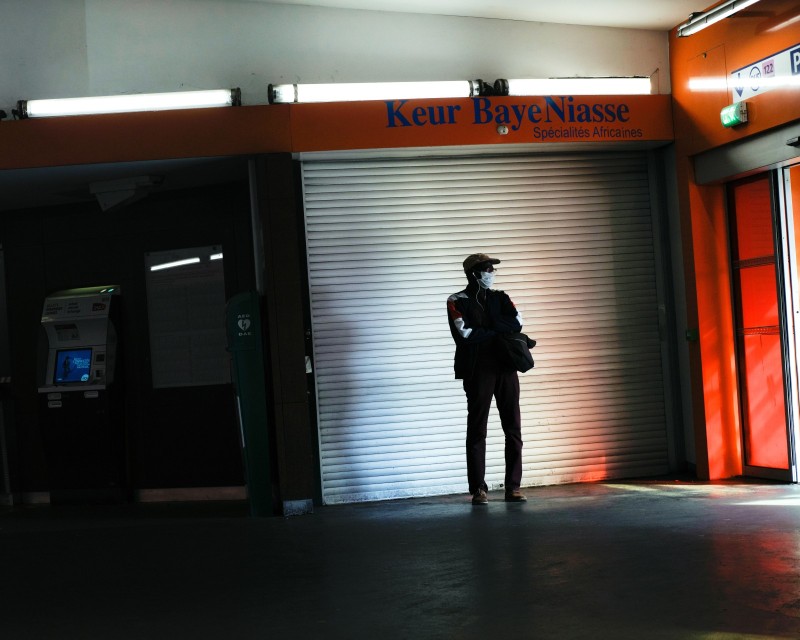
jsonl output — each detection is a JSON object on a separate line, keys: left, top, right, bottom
{"left": 54, "top": 348, "right": 93, "bottom": 384}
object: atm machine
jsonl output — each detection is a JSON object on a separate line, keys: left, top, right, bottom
{"left": 37, "top": 286, "right": 125, "bottom": 504}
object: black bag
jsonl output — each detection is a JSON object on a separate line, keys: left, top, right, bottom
{"left": 495, "top": 332, "right": 536, "bottom": 373}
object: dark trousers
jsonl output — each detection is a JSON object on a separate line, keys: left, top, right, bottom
{"left": 463, "top": 368, "right": 523, "bottom": 493}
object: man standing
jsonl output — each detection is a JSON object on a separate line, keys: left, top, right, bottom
{"left": 447, "top": 253, "right": 527, "bottom": 505}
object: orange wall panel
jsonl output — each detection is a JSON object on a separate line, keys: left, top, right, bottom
{"left": 0, "top": 106, "right": 293, "bottom": 170}
{"left": 0, "top": 96, "right": 673, "bottom": 172}
{"left": 690, "top": 182, "right": 743, "bottom": 478}
{"left": 792, "top": 165, "right": 800, "bottom": 223}
{"left": 670, "top": 0, "right": 800, "bottom": 478}
{"left": 671, "top": 0, "right": 800, "bottom": 156}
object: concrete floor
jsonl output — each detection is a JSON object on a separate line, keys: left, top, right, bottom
{"left": 2, "top": 479, "right": 800, "bottom": 639}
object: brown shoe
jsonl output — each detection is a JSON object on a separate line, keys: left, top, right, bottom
{"left": 504, "top": 488, "right": 527, "bottom": 502}
{"left": 471, "top": 488, "right": 488, "bottom": 505}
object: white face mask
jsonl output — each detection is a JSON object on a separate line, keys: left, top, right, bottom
{"left": 476, "top": 270, "right": 495, "bottom": 289}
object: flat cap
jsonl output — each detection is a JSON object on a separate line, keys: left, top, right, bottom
{"left": 463, "top": 253, "right": 501, "bottom": 273}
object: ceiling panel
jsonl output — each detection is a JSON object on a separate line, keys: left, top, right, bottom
{"left": 246, "top": 0, "right": 703, "bottom": 31}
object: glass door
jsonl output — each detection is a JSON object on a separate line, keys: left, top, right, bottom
{"left": 728, "top": 174, "right": 794, "bottom": 481}
{"left": 782, "top": 164, "right": 800, "bottom": 482}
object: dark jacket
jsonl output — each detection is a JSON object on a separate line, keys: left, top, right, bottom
{"left": 447, "top": 286, "right": 523, "bottom": 379}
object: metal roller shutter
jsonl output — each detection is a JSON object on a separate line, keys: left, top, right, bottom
{"left": 302, "top": 152, "right": 669, "bottom": 504}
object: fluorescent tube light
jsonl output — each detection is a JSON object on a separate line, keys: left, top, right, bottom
{"left": 503, "top": 77, "right": 652, "bottom": 96}
{"left": 150, "top": 257, "right": 201, "bottom": 272}
{"left": 677, "top": 0, "right": 761, "bottom": 37}
{"left": 209, "top": 253, "right": 224, "bottom": 261}
{"left": 17, "top": 88, "right": 241, "bottom": 118}
{"left": 268, "top": 81, "right": 486, "bottom": 104}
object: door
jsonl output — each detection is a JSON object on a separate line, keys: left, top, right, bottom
{"left": 728, "top": 174, "right": 794, "bottom": 480}
{"left": 783, "top": 163, "right": 800, "bottom": 482}
{"left": 302, "top": 151, "right": 671, "bottom": 504}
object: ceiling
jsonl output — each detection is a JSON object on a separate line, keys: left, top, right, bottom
{"left": 251, "top": 0, "right": 704, "bottom": 31}
{"left": 2, "top": 0, "right": 711, "bottom": 213}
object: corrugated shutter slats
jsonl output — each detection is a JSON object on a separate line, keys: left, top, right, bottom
{"left": 302, "top": 152, "right": 669, "bottom": 504}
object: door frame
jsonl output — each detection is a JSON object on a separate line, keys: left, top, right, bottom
{"left": 728, "top": 171, "right": 796, "bottom": 482}
{"left": 779, "top": 164, "right": 800, "bottom": 482}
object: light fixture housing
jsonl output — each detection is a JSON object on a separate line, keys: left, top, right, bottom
{"left": 16, "top": 88, "right": 241, "bottom": 119}
{"left": 498, "top": 77, "right": 652, "bottom": 96}
{"left": 268, "top": 80, "right": 490, "bottom": 104}
{"left": 677, "top": 0, "right": 761, "bottom": 37}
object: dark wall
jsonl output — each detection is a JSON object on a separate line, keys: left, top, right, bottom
{"left": 253, "top": 155, "right": 317, "bottom": 505}
{"left": 3, "top": 180, "right": 255, "bottom": 494}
